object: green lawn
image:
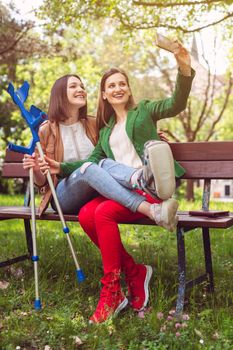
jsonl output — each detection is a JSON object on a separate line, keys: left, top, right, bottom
{"left": 0, "top": 194, "right": 233, "bottom": 350}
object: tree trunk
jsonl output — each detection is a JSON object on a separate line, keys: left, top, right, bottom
{"left": 186, "top": 179, "right": 194, "bottom": 201}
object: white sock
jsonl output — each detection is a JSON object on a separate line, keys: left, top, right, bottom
{"left": 130, "top": 169, "right": 143, "bottom": 189}
{"left": 149, "top": 203, "right": 162, "bottom": 223}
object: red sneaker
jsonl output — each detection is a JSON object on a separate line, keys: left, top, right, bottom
{"left": 89, "top": 287, "right": 128, "bottom": 324}
{"left": 127, "top": 264, "right": 152, "bottom": 311}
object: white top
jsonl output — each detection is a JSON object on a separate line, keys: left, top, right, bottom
{"left": 109, "top": 119, "right": 142, "bottom": 168}
{"left": 59, "top": 121, "right": 94, "bottom": 162}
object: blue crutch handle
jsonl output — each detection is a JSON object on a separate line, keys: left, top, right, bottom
{"left": 7, "top": 81, "right": 47, "bottom": 155}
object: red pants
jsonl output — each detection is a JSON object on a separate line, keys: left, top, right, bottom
{"left": 78, "top": 192, "right": 160, "bottom": 278}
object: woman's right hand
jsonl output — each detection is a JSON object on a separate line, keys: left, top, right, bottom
{"left": 38, "top": 155, "right": 61, "bottom": 175}
{"left": 172, "top": 40, "right": 191, "bottom": 76}
{"left": 23, "top": 153, "right": 39, "bottom": 171}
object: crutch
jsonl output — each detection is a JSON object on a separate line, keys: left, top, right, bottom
{"left": 36, "top": 141, "right": 85, "bottom": 283}
{"left": 7, "top": 82, "right": 85, "bottom": 306}
{"left": 7, "top": 83, "right": 46, "bottom": 309}
{"left": 29, "top": 166, "right": 41, "bottom": 309}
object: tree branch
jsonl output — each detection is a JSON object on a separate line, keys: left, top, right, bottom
{"left": 133, "top": 0, "right": 221, "bottom": 8}
{"left": 193, "top": 68, "right": 211, "bottom": 138}
{"left": 178, "top": 110, "right": 190, "bottom": 136}
{"left": 186, "top": 100, "right": 194, "bottom": 141}
{"left": 205, "top": 76, "right": 233, "bottom": 141}
{"left": 162, "top": 128, "right": 180, "bottom": 142}
{"left": 148, "top": 51, "right": 174, "bottom": 93}
{"left": 192, "top": 35, "right": 212, "bottom": 138}
{"left": 201, "top": 36, "right": 217, "bottom": 126}
{"left": 0, "top": 24, "right": 33, "bottom": 55}
{"left": 118, "top": 12, "right": 233, "bottom": 33}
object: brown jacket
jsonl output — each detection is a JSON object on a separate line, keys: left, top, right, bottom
{"left": 37, "top": 116, "right": 97, "bottom": 215}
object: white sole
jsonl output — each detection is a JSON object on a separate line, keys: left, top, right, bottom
{"left": 114, "top": 297, "right": 128, "bottom": 316}
{"left": 147, "top": 141, "right": 176, "bottom": 200}
{"left": 161, "top": 198, "right": 179, "bottom": 232}
{"left": 89, "top": 297, "right": 128, "bottom": 324}
{"left": 140, "top": 265, "right": 153, "bottom": 311}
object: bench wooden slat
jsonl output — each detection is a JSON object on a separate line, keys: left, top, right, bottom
{"left": 5, "top": 142, "right": 233, "bottom": 162}
{"left": 2, "top": 163, "right": 29, "bottom": 178}
{"left": 1, "top": 206, "right": 233, "bottom": 229}
{"left": 127, "top": 213, "right": 233, "bottom": 229}
{"left": 170, "top": 141, "right": 233, "bottom": 161}
{"left": 5, "top": 149, "right": 24, "bottom": 162}
{"left": 179, "top": 161, "right": 233, "bottom": 179}
{"left": 0, "top": 207, "right": 78, "bottom": 221}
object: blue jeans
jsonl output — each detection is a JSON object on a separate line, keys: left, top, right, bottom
{"left": 52, "top": 159, "right": 145, "bottom": 214}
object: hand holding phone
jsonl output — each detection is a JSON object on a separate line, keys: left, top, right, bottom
{"left": 155, "top": 33, "right": 191, "bottom": 75}
{"left": 155, "top": 33, "right": 174, "bottom": 53}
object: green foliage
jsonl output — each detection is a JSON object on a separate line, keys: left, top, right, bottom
{"left": 38, "top": 0, "right": 233, "bottom": 34}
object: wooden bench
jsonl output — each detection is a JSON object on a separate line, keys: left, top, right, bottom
{"left": 1, "top": 142, "right": 233, "bottom": 315}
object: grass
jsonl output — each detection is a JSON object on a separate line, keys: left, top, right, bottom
{"left": 0, "top": 192, "right": 233, "bottom": 350}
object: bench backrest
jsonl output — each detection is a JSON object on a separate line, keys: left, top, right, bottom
{"left": 3, "top": 141, "right": 233, "bottom": 180}
{"left": 170, "top": 141, "right": 233, "bottom": 179}
{"left": 2, "top": 149, "right": 28, "bottom": 178}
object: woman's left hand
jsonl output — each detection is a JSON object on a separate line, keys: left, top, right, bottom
{"left": 38, "top": 155, "right": 61, "bottom": 175}
{"left": 172, "top": 40, "right": 191, "bottom": 76}
{"left": 158, "top": 130, "right": 169, "bottom": 143}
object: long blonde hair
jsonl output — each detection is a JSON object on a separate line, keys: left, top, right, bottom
{"left": 96, "top": 68, "right": 136, "bottom": 133}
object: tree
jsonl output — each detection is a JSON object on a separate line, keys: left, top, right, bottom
{"left": 0, "top": 2, "right": 58, "bottom": 152}
{"left": 0, "top": 3, "right": 50, "bottom": 80}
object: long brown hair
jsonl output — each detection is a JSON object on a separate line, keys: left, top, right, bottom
{"left": 48, "top": 74, "right": 87, "bottom": 122}
{"left": 96, "top": 68, "right": 136, "bottom": 132}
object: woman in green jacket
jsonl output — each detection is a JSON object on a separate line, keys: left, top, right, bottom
{"left": 40, "top": 39, "right": 195, "bottom": 323}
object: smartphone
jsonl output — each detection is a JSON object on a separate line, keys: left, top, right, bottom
{"left": 155, "top": 33, "right": 174, "bottom": 53}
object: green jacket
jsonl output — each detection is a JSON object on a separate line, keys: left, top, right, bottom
{"left": 61, "top": 69, "right": 195, "bottom": 178}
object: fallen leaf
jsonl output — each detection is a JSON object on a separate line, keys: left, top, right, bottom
{"left": 0, "top": 280, "right": 9, "bottom": 290}
{"left": 44, "top": 345, "right": 52, "bottom": 350}
{"left": 74, "top": 336, "right": 83, "bottom": 346}
{"left": 137, "top": 310, "right": 145, "bottom": 319}
{"left": 194, "top": 328, "right": 204, "bottom": 338}
{"left": 10, "top": 266, "right": 24, "bottom": 279}
{"left": 212, "top": 331, "right": 220, "bottom": 340}
{"left": 20, "top": 312, "right": 29, "bottom": 316}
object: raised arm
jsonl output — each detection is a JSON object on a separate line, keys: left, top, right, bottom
{"left": 144, "top": 40, "right": 195, "bottom": 121}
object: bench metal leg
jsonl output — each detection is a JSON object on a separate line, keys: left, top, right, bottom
{"left": 0, "top": 219, "right": 33, "bottom": 268}
{"left": 202, "top": 227, "right": 214, "bottom": 292}
{"left": 24, "top": 219, "right": 33, "bottom": 257}
{"left": 175, "top": 227, "right": 186, "bottom": 317}
{"left": 0, "top": 254, "right": 30, "bottom": 267}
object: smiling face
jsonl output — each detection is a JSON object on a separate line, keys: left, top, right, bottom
{"left": 66, "top": 76, "right": 87, "bottom": 108}
{"left": 102, "top": 73, "right": 131, "bottom": 108}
